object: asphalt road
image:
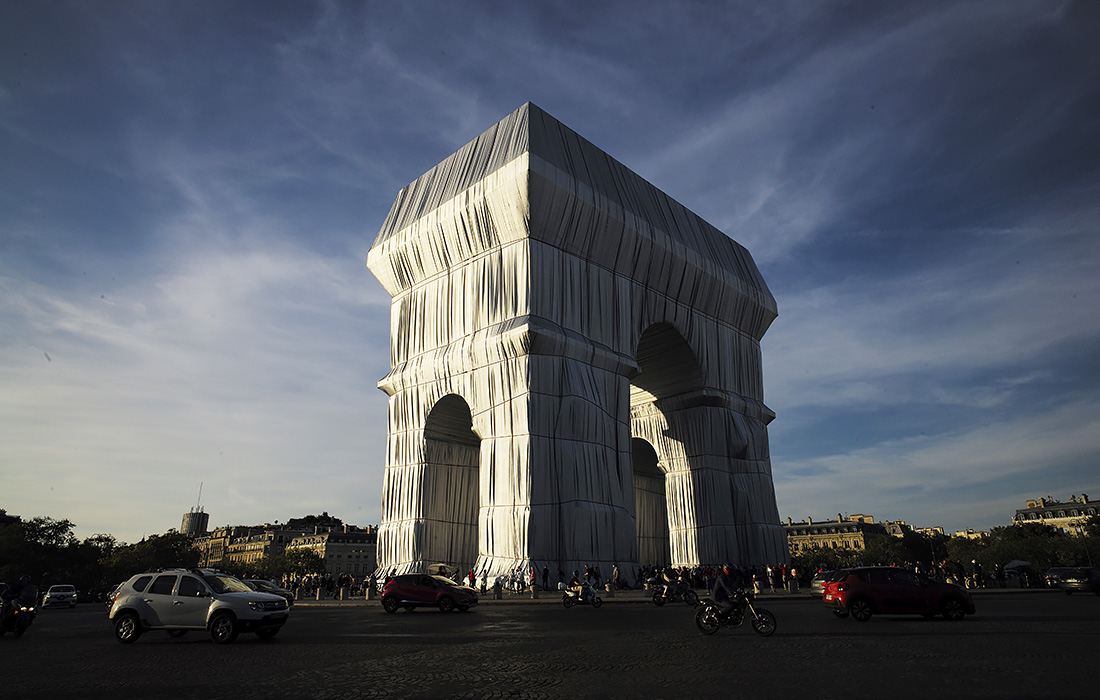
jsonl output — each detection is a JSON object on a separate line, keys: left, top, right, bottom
{"left": 6, "top": 590, "right": 1097, "bottom": 699}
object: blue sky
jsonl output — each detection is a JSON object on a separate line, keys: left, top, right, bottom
{"left": 2, "top": 1, "right": 1097, "bottom": 544}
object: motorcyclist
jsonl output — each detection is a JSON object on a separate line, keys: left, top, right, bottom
{"left": 1, "top": 575, "right": 34, "bottom": 624}
{"left": 578, "top": 578, "right": 596, "bottom": 605}
{"left": 713, "top": 563, "right": 742, "bottom": 617}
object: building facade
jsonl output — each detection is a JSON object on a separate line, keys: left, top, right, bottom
{"left": 180, "top": 508, "right": 210, "bottom": 537}
{"left": 1014, "top": 494, "right": 1096, "bottom": 535}
{"left": 223, "top": 528, "right": 307, "bottom": 569}
{"left": 784, "top": 514, "right": 888, "bottom": 554}
{"left": 285, "top": 526, "right": 377, "bottom": 578}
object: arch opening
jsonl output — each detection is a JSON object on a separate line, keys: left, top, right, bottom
{"left": 632, "top": 437, "right": 670, "bottom": 567}
{"left": 422, "top": 394, "right": 480, "bottom": 574}
{"left": 630, "top": 323, "right": 704, "bottom": 406}
{"left": 629, "top": 324, "right": 703, "bottom": 568}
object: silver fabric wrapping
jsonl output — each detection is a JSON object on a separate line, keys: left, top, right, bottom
{"left": 367, "top": 103, "right": 787, "bottom": 585}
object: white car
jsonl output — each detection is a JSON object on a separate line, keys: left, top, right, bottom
{"left": 109, "top": 569, "right": 289, "bottom": 644}
{"left": 42, "top": 584, "right": 77, "bottom": 608}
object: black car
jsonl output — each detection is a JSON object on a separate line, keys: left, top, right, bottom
{"left": 1055, "top": 567, "right": 1100, "bottom": 595}
{"left": 242, "top": 579, "right": 295, "bottom": 607}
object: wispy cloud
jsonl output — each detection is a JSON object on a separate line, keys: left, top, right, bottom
{"left": 2, "top": 0, "right": 1097, "bottom": 542}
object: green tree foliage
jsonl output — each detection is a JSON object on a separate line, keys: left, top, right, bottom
{"left": 789, "top": 545, "right": 855, "bottom": 579}
{"left": 279, "top": 548, "right": 327, "bottom": 577}
{"left": 102, "top": 530, "right": 200, "bottom": 584}
{"left": 945, "top": 521, "right": 1100, "bottom": 579}
{"left": 1083, "top": 514, "right": 1100, "bottom": 539}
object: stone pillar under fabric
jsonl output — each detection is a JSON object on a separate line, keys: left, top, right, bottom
{"left": 367, "top": 103, "right": 786, "bottom": 584}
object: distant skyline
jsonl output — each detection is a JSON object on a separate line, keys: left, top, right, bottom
{"left": 2, "top": 1, "right": 1098, "bottom": 544}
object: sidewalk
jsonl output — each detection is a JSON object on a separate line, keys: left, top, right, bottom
{"left": 294, "top": 583, "right": 1055, "bottom": 608}
{"left": 295, "top": 587, "right": 813, "bottom": 607}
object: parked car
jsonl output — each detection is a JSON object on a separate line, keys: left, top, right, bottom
{"left": 41, "top": 584, "right": 77, "bottom": 608}
{"left": 1044, "top": 567, "right": 1077, "bottom": 588}
{"left": 243, "top": 578, "right": 295, "bottom": 606}
{"left": 381, "top": 574, "right": 478, "bottom": 613}
{"left": 109, "top": 568, "right": 290, "bottom": 644}
{"left": 103, "top": 581, "right": 126, "bottom": 608}
{"left": 809, "top": 570, "right": 835, "bottom": 598}
{"left": 823, "top": 566, "right": 975, "bottom": 622}
{"left": 1055, "top": 567, "right": 1100, "bottom": 595}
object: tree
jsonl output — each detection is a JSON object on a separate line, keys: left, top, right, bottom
{"left": 103, "top": 530, "right": 200, "bottom": 584}
{"left": 0, "top": 516, "right": 82, "bottom": 586}
{"left": 279, "top": 549, "right": 327, "bottom": 578}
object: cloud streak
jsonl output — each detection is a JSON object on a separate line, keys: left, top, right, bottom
{"left": 2, "top": 0, "right": 1097, "bottom": 541}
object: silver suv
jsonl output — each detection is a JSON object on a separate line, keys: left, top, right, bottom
{"left": 109, "top": 569, "right": 289, "bottom": 644}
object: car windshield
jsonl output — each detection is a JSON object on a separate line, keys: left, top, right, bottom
{"left": 52, "top": 585, "right": 75, "bottom": 592}
{"left": 251, "top": 580, "right": 278, "bottom": 591}
{"left": 202, "top": 574, "right": 252, "bottom": 594}
{"left": 430, "top": 575, "right": 459, "bottom": 586}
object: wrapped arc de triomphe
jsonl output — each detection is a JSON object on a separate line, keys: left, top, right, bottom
{"left": 367, "top": 103, "right": 786, "bottom": 586}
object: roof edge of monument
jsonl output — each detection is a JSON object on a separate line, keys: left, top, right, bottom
{"left": 372, "top": 102, "right": 772, "bottom": 305}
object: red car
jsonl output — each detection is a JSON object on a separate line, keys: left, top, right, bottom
{"left": 381, "top": 574, "right": 478, "bottom": 613}
{"left": 823, "top": 566, "right": 975, "bottom": 621}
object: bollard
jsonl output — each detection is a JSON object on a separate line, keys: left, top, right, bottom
{"left": 315, "top": 588, "right": 322, "bottom": 601}
{"left": 604, "top": 583, "right": 615, "bottom": 598}
{"left": 493, "top": 582, "right": 502, "bottom": 600}
{"left": 295, "top": 588, "right": 302, "bottom": 601}
{"left": 339, "top": 587, "right": 347, "bottom": 601}
{"left": 530, "top": 585, "right": 539, "bottom": 600}
{"left": 366, "top": 586, "right": 376, "bottom": 600}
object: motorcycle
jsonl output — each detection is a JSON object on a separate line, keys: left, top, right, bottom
{"left": 0, "top": 583, "right": 38, "bottom": 638}
{"left": 694, "top": 590, "right": 776, "bottom": 636}
{"left": 652, "top": 580, "right": 699, "bottom": 607}
{"left": 561, "top": 583, "right": 603, "bottom": 609}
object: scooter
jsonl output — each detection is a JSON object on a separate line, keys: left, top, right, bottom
{"left": 560, "top": 583, "right": 603, "bottom": 609}
{"left": 0, "top": 583, "right": 38, "bottom": 638}
{"left": 694, "top": 590, "right": 775, "bottom": 636}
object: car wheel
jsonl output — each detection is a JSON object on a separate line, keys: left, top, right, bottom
{"left": 114, "top": 613, "right": 142, "bottom": 644}
{"left": 652, "top": 592, "right": 666, "bottom": 606}
{"left": 941, "top": 597, "right": 966, "bottom": 621}
{"left": 438, "top": 595, "right": 455, "bottom": 613}
{"left": 209, "top": 613, "right": 239, "bottom": 644}
{"left": 684, "top": 590, "right": 699, "bottom": 606}
{"left": 751, "top": 609, "right": 777, "bottom": 637}
{"left": 694, "top": 606, "right": 719, "bottom": 635}
{"left": 166, "top": 629, "right": 188, "bottom": 638}
{"left": 849, "top": 598, "right": 873, "bottom": 622}
{"left": 256, "top": 628, "right": 279, "bottom": 640}
{"left": 381, "top": 596, "right": 399, "bottom": 613}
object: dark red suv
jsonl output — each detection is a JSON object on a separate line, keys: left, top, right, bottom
{"left": 823, "top": 566, "right": 975, "bottom": 621}
{"left": 381, "top": 574, "right": 478, "bottom": 613}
